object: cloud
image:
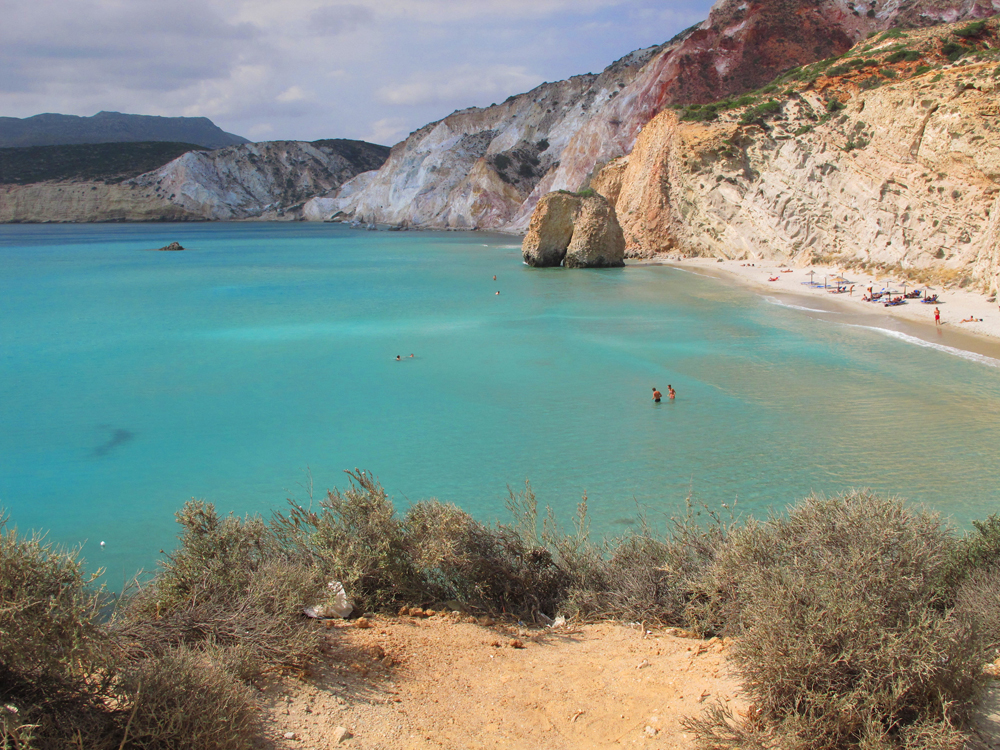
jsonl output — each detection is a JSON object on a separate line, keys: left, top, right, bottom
{"left": 377, "top": 65, "right": 542, "bottom": 107}
{"left": 365, "top": 117, "right": 408, "bottom": 145}
{"left": 1, "top": 0, "right": 717, "bottom": 142}
{"left": 308, "top": 4, "right": 376, "bottom": 35}
{"left": 276, "top": 85, "right": 310, "bottom": 102}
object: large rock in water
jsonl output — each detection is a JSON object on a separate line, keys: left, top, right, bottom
{"left": 522, "top": 192, "right": 625, "bottom": 268}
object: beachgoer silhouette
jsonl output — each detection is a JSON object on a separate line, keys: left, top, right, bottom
{"left": 409, "top": 354, "right": 414, "bottom": 358}
{"left": 396, "top": 355, "right": 401, "bottom": 361}
{"left": 493, "top": 275, "right": 497, "bottom": 280}
{"left": 934, "top": 308, "right": 941, "bottom": 326}
{"left": 668, "top": 385, "right": 676, "bottom": 400}
{"left": 652, "top": 387, "right": 661, "bottom": 403}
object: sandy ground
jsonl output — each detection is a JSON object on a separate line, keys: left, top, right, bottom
{"left": 261, "top": 615, "right": 744, "bottom": 750}
{"left": 648, "top": 256, "right": 1000, "bottom": 364}
{"left": 258, "top": 613, "right": 1000, "bottom": 750}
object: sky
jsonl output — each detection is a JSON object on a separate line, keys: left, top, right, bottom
{"left": 1, "top": 0, "right": 715, "bottom": 146}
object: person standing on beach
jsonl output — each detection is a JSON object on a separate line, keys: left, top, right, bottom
{"left": 934, "top": 307, "right": 941, "bottom": 326}
{"left": 652, "top": 387, "right": 661, "bottom": 403}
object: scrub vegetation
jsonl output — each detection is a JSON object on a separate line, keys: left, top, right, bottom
{"left": 671, "top": 14, "right": 1000, "bottom": 127}
{"left": 0, "top": 142, "right": 207, "bottom": 185}
{"left": 3, "top": 476, "right": 1000, "bottom": 749}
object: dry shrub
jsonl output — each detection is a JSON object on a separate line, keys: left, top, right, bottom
{"left": 402, "top": 491, "right": 569, "bottom": 619}
{"left": 955, "top": 566, "right": 1000, "bottom": 656}
{"left": 687, "top": 491, "right": 983, "bottom": 750}
{"left": 115, "top": 501, "right": 324, "bottom": 676}
{"left": 273, "top": 469, "right": 422, "bottom": 611}
{"left": 557, "top": 500, "right": 732, "bottom": 625}
{"left": 0, "top": 512, "right": 122, "bottom": 749}
{"left": 115, "top": 645, "right": 260, "bottom": 750}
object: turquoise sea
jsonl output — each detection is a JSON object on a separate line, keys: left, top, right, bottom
{"left": 2, "top": 222, "right": 999, "bottom": 585}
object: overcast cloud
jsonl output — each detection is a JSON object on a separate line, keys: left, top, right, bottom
{"left": 1, "top": 0, "right": 714, "bottom": 145}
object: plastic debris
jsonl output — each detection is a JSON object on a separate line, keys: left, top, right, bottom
{"left": 303, "top": 581, "right": 353, "bottom": 619}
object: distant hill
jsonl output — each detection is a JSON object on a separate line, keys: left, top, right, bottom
{"left": 0, "top": 111, "right": 248, "bottom": 149}
{"left": 0, "top": 142, "right": 208, "bottom": 184}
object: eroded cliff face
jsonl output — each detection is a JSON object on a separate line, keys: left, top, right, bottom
{"left": 592, "top": 21, "right": 1000, "bottom": 294}
{"left": 317, "top": 0, "right": 998, "bottom": 232}
{"left": 0, "top": 182, "right": 186, "bottom": 223}
{"left": 0, "top": 139, "right": 389, "bottom": 223}
{"left": 304, "top": 51, "right": 661, "bottom": 229}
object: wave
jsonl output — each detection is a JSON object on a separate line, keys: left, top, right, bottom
{"left": 764, "top": 296, "right": 836, "bottom": 314}
{"left": 847, "top": 324, "right": 1000, "bottom": 369}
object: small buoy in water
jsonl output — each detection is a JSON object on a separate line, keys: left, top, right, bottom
{"left": 100, "top": 541, "right": 106, "bottom": 548}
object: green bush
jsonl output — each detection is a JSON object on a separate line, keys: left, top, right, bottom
{"left": 686, "top": 491, "right": 984, "bottom": 750}
{"left": 943, "top": 40, "right": 968, "bottom": 61}
{"left": 886, "top": 49, "right": 922, "bottom": 63}
{"left": 955, "top": 20, "right": 987, "bottom": 38}
{"left": 739, "top": 99, "right": 781, "bottom": 124}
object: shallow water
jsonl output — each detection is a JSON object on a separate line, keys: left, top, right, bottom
{"left": 2, "top": 223, "right": 998, "bottom": 584}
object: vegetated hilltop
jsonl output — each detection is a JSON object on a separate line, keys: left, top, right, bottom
{"left": 0, "top": 142, "right": 208, "bottom": 185}
{"left": 311, "top": 0, "right": 998, "bottom": 231}
{"left": 0, "top": 111, "right": 248, "bottom": 149}
{"left": 0, "top": 139, "right": 392, "bottom": 223}
{"left": 588, "top": 16, "right": 1000, "bottom": 295}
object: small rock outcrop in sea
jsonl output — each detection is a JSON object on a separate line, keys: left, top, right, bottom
{"left": 522, "top": 191, "right": 625, "bottom": 268}
{"left": 156, "top": 242, "right": 184, "bottom": 251}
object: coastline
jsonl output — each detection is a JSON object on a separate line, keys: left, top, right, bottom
{"left": 638, "top": 256, "right": 1000, "bottom": 366}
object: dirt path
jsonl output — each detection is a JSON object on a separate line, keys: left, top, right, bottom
{"left": 262, "top": 614, "right": 744, "bottom": 749}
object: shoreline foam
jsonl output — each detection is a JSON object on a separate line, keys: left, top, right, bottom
{"left": 638, "top": 256, "right": 1000, "bottom": 366}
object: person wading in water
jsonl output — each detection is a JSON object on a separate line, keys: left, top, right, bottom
{"left": 652, "top": 387, "right": 662, "bottom": 403}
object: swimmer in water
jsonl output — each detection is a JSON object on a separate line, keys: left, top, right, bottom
{"left": 668, "top": 385, "right": 676, "bottom": 400}
{"left": 496, "top": 291, "right": 500, "bottom": 295}
{"left": 652, "top": 387, "right": 661, "bottom": 403}
{"left": 493, "top": 275, "right": 497, "bottom": 280}
{"left": 396, "top": 355, "right": 401, "bottom": 361}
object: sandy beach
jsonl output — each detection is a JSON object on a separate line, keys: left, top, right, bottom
{"left": 643, "top": 256, "right": 1000, "bottom": 366}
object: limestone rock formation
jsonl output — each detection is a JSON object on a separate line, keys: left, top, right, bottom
{"left": 593, "top": 20, "right": 1000, "bottom": 294}
{"left": 155, "top": 242, "right": 184, "bottom": 251}
{"left": 523, "top": 192, "right": 625, "bottom": 268}
{"left": 320, "top": 0, "right": 997, "bottom": 232}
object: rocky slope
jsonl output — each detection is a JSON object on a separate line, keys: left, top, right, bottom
{"left": 587, "top": 18, "right": 1000, "bottom": 294}
{"left": 312, "top": 0, "right": 999, "bottom": 232}
{"left": 0, "top": 139, "right": 390, "bottom": 223}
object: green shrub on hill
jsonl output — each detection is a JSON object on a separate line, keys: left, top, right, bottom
{"left": 955, "top": 19, "right": 988, "bottom": 38}
{"left": 0, "top": 141, "right": 206, "bottom": 185}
